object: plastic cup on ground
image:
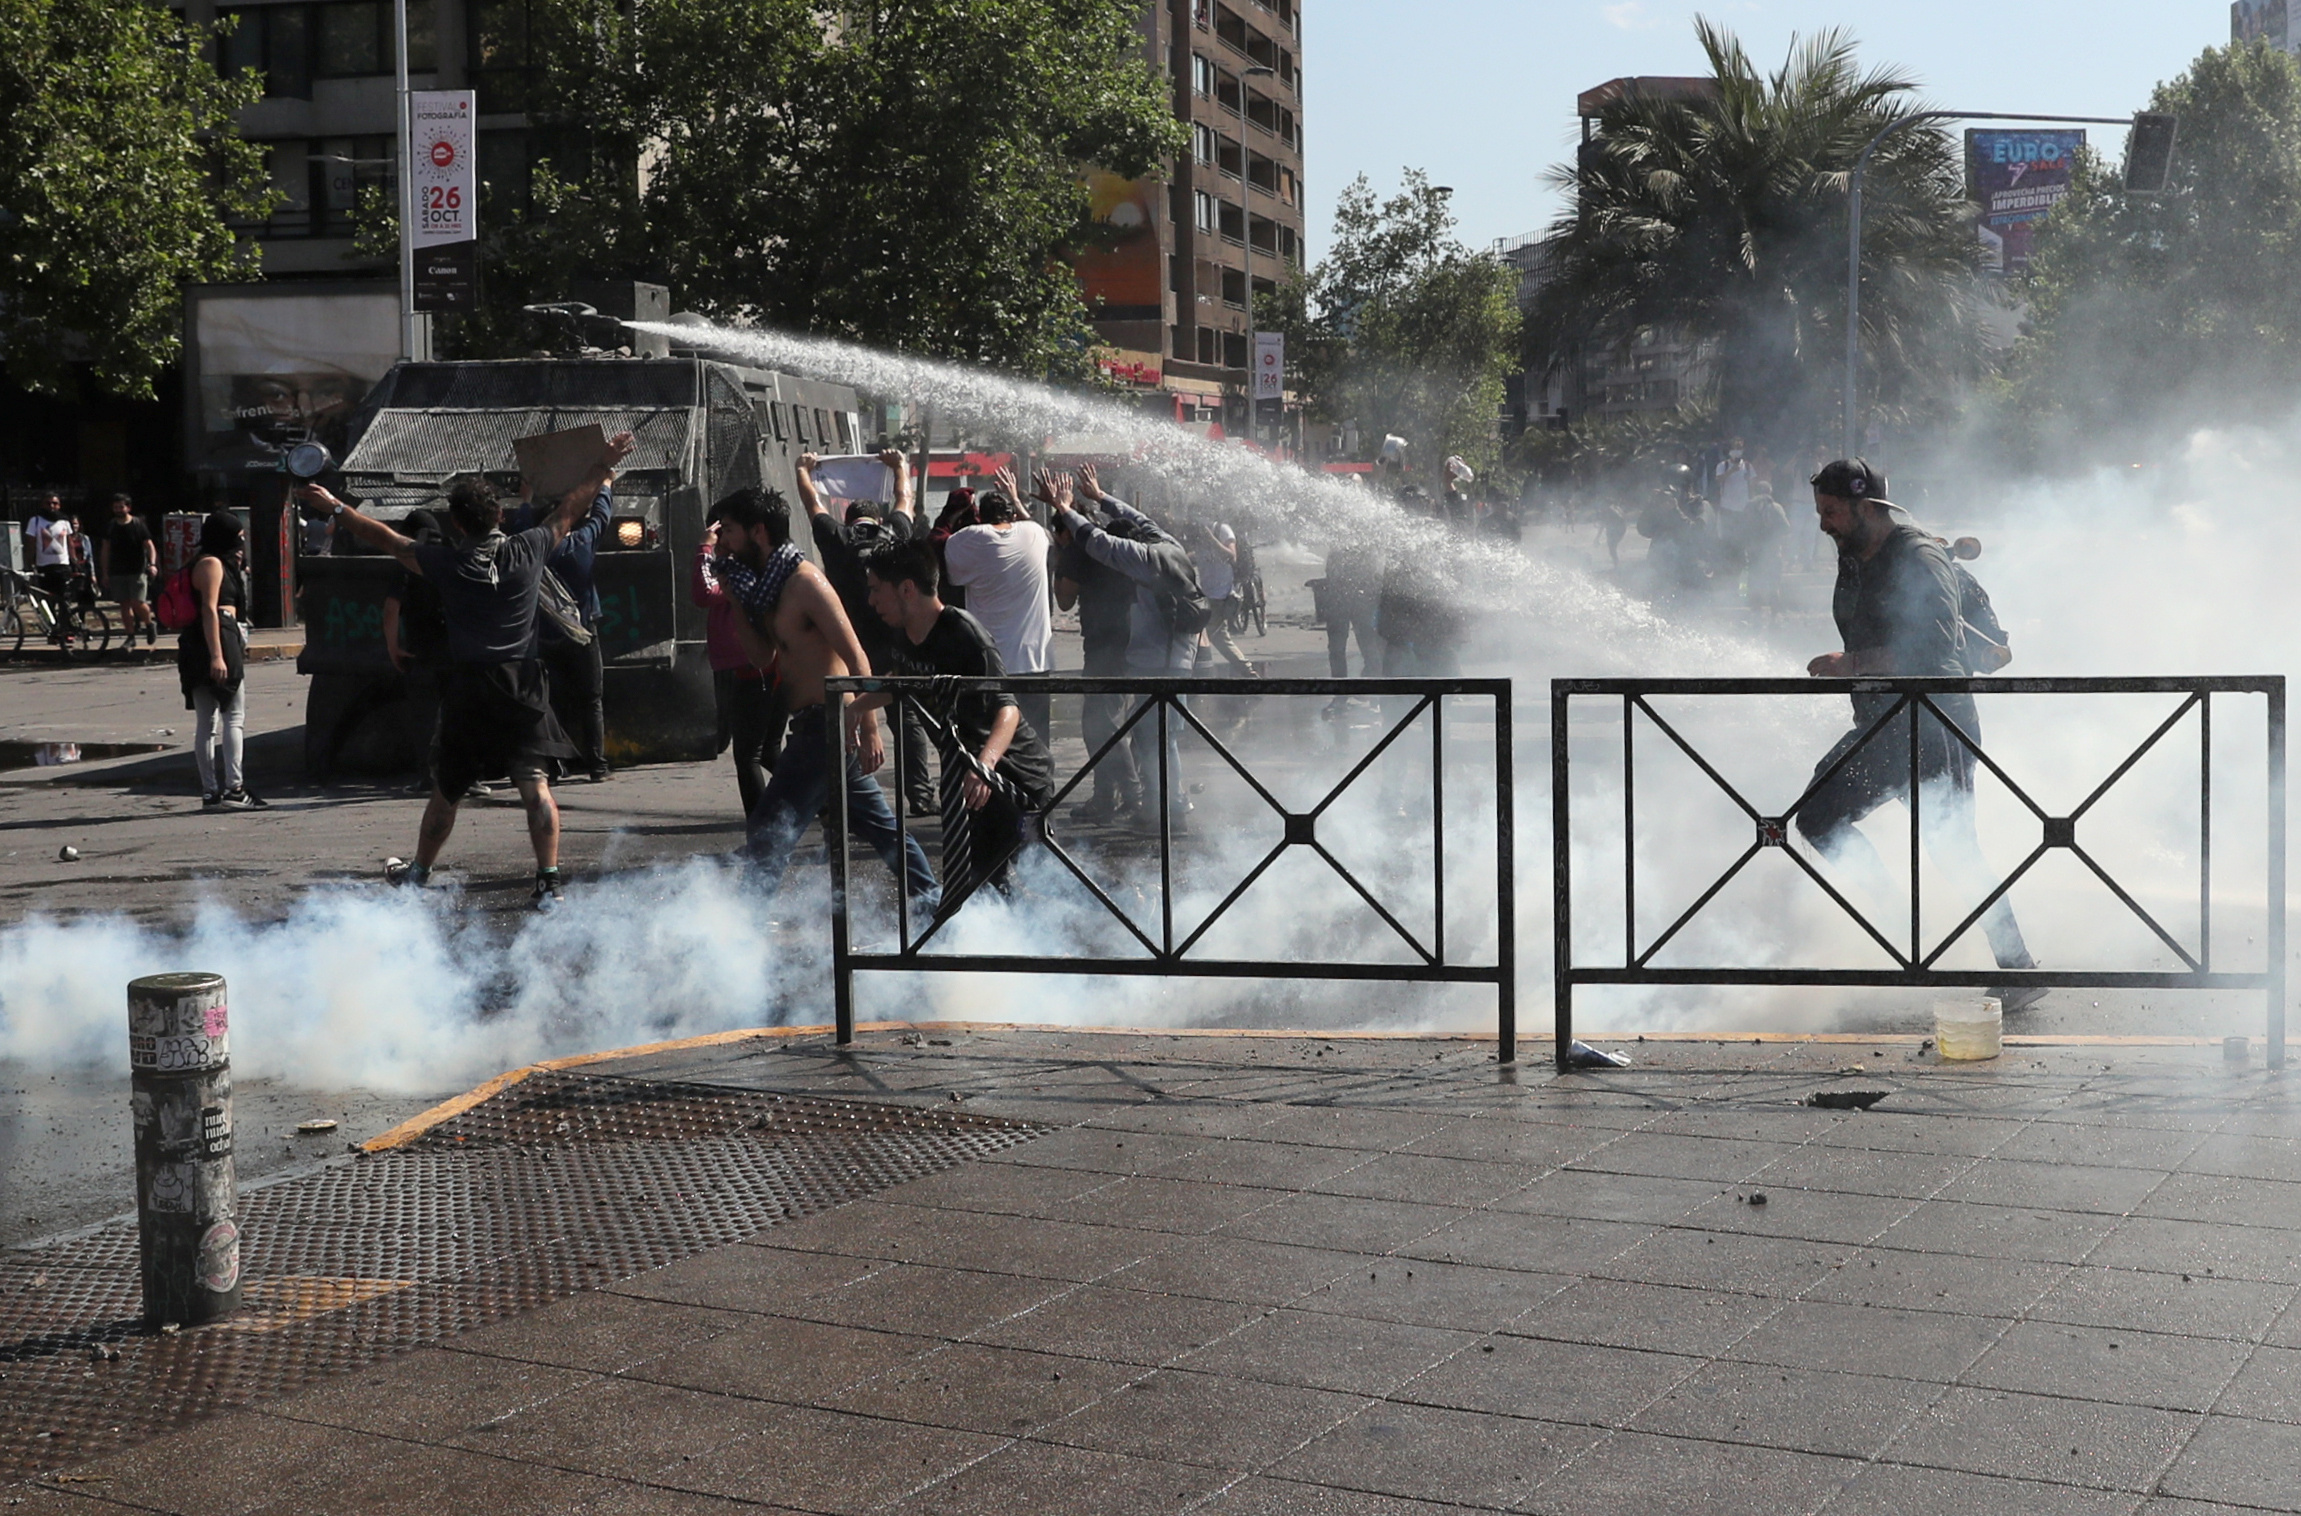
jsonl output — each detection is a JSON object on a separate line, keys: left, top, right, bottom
{"left": 1935, "top": 998, "right": 2003, "bottom": 1061}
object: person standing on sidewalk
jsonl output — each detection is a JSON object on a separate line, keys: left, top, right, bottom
{"left": 99, "top": 495, "right": 158, "bottom": 646}
{"left": 693, "top": 506, "right": 785, "bottom": 818}
{"left": 507, "top": 482, "right": 615, "bottom": 782}
{"left": 946, "top": 467, "right": 1055, "bottom": 742}
{"left": 178, "top": 512, "right": 266, "bottom": 811}
{"left": 24, "top": 494, "right": 78, "bottom": 601}
{"left": 295, "top": 432, "right": 633, "bottom": 911}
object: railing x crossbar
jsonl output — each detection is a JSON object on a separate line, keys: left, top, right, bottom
{"left": 825, "top": 676, "right": 1517, "bottom": 1056}
{"left": 1552, "top": 676, "right": 2286, "bottom": 1073}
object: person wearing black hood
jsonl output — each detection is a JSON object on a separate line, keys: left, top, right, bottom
{"left": 180, "top": 512, "right": 266, "bottom": 811}
{"left": 296, "top": 432, "right": 633, "bottom": 910}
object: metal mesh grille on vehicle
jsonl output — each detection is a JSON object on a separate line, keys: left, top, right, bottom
{"left": 0, "top": 1072, "right": 1046, "bottom": 1480}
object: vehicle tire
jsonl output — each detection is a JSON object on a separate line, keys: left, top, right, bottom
{"left": 1251, "top": 575, "right": 1268, "bottom": 637}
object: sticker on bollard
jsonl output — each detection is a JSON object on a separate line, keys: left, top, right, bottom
{"left": 127, "top": 973, "right": 240, "bottom": 1327}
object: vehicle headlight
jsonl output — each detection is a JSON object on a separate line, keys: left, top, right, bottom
{"left": 615, "top": 519, "right": 646, "bottom": 548}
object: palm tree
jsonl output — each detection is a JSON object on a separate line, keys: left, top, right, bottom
{"left": 1527, "top": 20, "right": 1985, "bottom": 452}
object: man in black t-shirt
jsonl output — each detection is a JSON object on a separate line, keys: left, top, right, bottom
{"left": 298, "top": 432, "right": 633, "bottom": 911}
{"left": 98, "top": 495, "right": 157, "bottom": 645}
{"left": 860, "top": 538, "right": 1052, "bottom": 906}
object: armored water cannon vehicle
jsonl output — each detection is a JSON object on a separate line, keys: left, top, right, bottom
{"left": 295, "top": 354, "right": 865, "bottom": 771}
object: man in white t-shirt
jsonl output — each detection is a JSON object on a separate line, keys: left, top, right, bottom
{"left": 946, "top": 468, "right": 1054, "bottom": 743}
{"left": 24, "top": 494, "right": 79, "bottom": 599}
{"left": 1192, "top": 521, "right": 1257, "bottom": 676}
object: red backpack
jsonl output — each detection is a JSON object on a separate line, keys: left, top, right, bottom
{"left": 154, "top": 567, "right": 197, "bottom": 632}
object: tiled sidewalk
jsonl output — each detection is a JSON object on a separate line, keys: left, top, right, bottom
{"left": 11, "top": 1030, "right": 2299, "bottom": 1514}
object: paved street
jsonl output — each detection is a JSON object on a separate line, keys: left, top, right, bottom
{"left": 5, "top": 1029, "right": 2297, "bottom": 1514}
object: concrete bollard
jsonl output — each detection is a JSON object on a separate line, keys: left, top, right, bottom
{"left": 128, "top": 973, "right": 241, "bottom": 1326}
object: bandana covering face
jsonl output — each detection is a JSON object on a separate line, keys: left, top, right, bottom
{"left": 715, "top": 543, "right": 806, "bottom": 621}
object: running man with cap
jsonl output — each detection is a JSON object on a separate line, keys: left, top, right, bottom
{"left": 1797, "top": 459, "right": 2042, "bottom": 1012}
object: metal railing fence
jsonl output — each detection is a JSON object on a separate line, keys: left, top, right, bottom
{"left": 1552, "top": 676, "right": 2286, "bottom": 1073}
{"left": 825, "top": 676, "right": 1517, "bottom": 1056}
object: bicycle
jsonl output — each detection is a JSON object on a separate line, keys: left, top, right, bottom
{"left": 1228, "top": 540, "right": 1268, "bottom": 638}
{"left": 3, "top": 566, "right": 116, "bottom": 661}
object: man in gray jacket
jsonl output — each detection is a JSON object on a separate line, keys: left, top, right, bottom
{"left": 1042, "top": 464, "right": 1205, "bottom": 830}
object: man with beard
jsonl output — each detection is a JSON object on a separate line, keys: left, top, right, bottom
{"left": 714, "top": 486, "right": 937, "bottom": 910}
{"left": 295, "top": 431, "right": 633, "bottom": 910}
{"left": 1797, "top": 459, "right": 2042, "bottom": 1012}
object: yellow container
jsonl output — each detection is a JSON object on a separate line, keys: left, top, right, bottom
{"left": 1935, "top": 998, "right": 2003, "bottom": 1061}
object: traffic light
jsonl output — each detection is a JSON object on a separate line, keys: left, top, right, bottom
{"left": 2124, "top": 113, "right": 2178, "bottom": 195}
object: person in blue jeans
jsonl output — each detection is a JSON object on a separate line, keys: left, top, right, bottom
{"left": 713, "top": 486, "right": 937, "bottom": 911}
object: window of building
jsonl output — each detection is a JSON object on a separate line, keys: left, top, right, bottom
{"left": 220, "top": 5, "right": 311, "bottom": 98}
{"left": 1171, "top": 323, "right": 1190, "bottom": 358}
{"left": 1222, "top": 329, "right": 1248, "bottom": 368}
{"left": 470, "top": 0, "right": 533, "bottom": 112}
{"left": 1220, "top": 267, "right": 1246, "bottom": 307}
{"left": 1217, "top": 199, "right": 1243, "bottom": 242}
{"left": 317, "top": 1, "right": 382, "bottom": 76}
{"left": 1192, "top": 0, "right": 1211, "bottom": 28}
{"left": 1193, "top": 190, "right": 1213, "bottom": 233}
{"left": 1192, "top": 123, "right": 1215, "bottom": 165}
{"left": 314, "top": 132, "right": 394, "bottom": 236}
{"left": 1190, "top": 53, "right": 1214, "bottom": 97}
{"left": 1197, "top": 327, "right": 1217, "bottom": 365}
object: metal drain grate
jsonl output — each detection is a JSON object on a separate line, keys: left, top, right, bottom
{"left": 0, "top": 1073, "right": 1047, "bottom": 1480}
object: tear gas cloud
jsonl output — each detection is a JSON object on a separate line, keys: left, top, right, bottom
{"left": 1, "top": 323, "right": 2289, "bottom": 1087}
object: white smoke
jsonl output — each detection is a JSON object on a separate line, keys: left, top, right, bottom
{"left": 2, "top": 325, "right": 2288, "bottom": 1085}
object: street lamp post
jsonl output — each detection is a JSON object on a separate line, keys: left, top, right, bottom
{"left": 1237, "top": 62, "right": 1276, "bottom": 444}
{"left": 1842, "top": 109, "right": 2130, "bottom": 459}
{"left": 393, "top": 0, "right": 416, "bottom": 361}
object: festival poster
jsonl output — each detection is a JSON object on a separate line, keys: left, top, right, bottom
{"left": 1966, "top": 128, "right": 2086, "bottom": 275}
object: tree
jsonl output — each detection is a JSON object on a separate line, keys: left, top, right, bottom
{"left": 427, "top": 0, "right": 1183, "bottom": 375}
{"left": 2010, "top": 41, "right": 2301, "bottom": 454}
{"left": 1527, "top": 20, "right": 1984, "bottom": 451}
{"left": 0, "top": 0, "right": 271, "bottom": 397}
{"left": 1268, "top": 170, "right": 1521, "bottom": 476}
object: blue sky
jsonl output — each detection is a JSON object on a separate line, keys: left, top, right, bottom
{"left": 1302, "top": 1, "right": 2236, "bottom": 258}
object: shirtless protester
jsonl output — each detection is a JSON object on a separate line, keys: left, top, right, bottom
{"left": 711, "top": 486, "right": 937, "bottom": 909}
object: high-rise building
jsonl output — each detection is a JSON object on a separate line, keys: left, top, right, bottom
{"left": 2234, "top": 1, "right": 2298, "bottom": 52}
{"left": 1077, "top": 0, "right": 1308, "bottom": 432}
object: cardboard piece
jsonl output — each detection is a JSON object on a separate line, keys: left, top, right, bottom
{"left": 514, "top": 424, "right": 611, "bottom": 502}
{"left": 809, "top": 454, "right": 895, "bottom": 506}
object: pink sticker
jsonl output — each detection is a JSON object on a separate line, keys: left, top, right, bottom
{"left": 204, "top": 1004, "right": 229, "bottom": 1039}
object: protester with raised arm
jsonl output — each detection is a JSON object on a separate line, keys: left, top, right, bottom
{"left": 297, "top": 430, "right": 634, "bottom": 910}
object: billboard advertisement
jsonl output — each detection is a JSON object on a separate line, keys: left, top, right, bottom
{"left": 188, "top": 288, "right": 401, "bottom": 472}
{"left": 1075, "top": 170, "right": 1163, "bottom": 324}
{"left": 1966, "top": 128, "right": 2085, "bottom": 275}
{"left": 410, "top": 89, "right": 478, "bottom": 312}
{"left": 1252, "top": 331, "right": 1284, "bottom": 401}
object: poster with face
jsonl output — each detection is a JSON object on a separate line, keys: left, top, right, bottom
{"left": 191, "top": 291, "right": 400, "bottom": 471}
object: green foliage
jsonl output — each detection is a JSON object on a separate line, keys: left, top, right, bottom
{"left": 1269, "top": 170, "right": 1521, "bottom": 475}
{"left": 427, "top": 0, "right": 1183, "bottom": 375}
{"left": 2011, "top": 41, "right": 2301, "bottom": 456}
{"left": 1528, "top": 19, "right": 1984, "bottom": 450}
{"left": 0, "top": 0, "right": 273, "bottom": 396}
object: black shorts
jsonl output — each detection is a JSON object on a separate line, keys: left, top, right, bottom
{"left": 433, "top": 659, "right": 576, "bottom": 798}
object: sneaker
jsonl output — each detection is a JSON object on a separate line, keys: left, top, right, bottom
{"left": 385, "top": 859, "right": 430, "bottom": 889}
{"left": 531, "top": 870, "right": 563, "bottom": 912}
{"left": 462, "top": 781, "right": 495, "bottom": 802}
{"left": 219, "top": 789, "right": 269, "bottom": 811}
{"left": 587, "top": 767, "right": 612, "bottom": 784}
{"left": 201, "top": 792, "right": 223, "bottom": 811}
{"left": 1991, "top": 984, "right": 2049, "bottom": 1014}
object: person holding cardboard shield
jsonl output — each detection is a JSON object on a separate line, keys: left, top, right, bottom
{"left": 295, "top": 430, "right": 635, "bottom": 911}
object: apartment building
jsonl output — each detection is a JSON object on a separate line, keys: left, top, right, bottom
{"left": 1079, "top": 0, "right": 1308, "bottom": 432}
